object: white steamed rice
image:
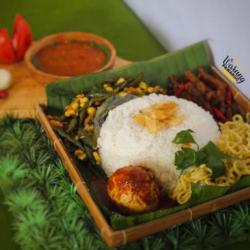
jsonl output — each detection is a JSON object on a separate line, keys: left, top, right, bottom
{"left": 97, "top": 94, "right": 220, "bottom": 192}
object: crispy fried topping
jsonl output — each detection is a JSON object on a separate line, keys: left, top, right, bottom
{"left": 133, "top": 101, "right": 184, "bottom": 133}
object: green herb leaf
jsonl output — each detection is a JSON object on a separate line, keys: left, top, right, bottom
{"left": 199, "top": 141, "right": 229, "bottom": 178}
{"left": 172, "top": 129, "right": 196, "bottom": 145}
{"left": 174, "top": 139, "right": 230, "bottom": 178}
{"left": 195, "top": 150, "right": 207, "bottom": 165}
{"left": 175, "top": 147, "right": 197, "bottom": 170}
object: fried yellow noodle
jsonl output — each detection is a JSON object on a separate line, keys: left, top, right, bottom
{"left": 170, "top": 114, "right": 250, "bottom": 204}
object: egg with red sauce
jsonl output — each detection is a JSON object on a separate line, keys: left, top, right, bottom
{"left": 107, "top": 166, "right": 160, "bottom": 214}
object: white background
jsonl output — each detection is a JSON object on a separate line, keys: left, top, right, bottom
{"left": 125, "top": 0, "right": 250, "bottom": 98}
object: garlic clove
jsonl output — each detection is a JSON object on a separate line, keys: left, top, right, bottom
{"left": 0, "top": 69, "right": 12, "bottom": 91}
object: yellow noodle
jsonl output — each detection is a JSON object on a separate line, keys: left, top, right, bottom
{"left": 170, "top": 165, "right": 213, "bottom": 204}
{"left": 170, "top": 114, "right": 250, "bottom": 204}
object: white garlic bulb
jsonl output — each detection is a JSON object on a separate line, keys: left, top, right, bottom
{"left": 0, "top": 69, "right": 12, "bottom": 90}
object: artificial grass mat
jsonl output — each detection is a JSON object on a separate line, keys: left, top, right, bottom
{"left": 0, "top": 117, "right": 249, "bottom": 250}
{"left": 0, "top": 191, "right": 18, "bottom": 250}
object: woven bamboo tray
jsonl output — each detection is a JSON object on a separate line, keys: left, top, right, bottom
{"left": 36, "top": 66, "right": 250, "bottom": 247}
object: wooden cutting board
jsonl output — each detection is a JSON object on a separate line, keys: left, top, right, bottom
{"left": 0, "top": 57, "right": 130, "bottom": 118}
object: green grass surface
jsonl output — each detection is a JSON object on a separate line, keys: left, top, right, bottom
{"left": 0, "top": 192, "right": 19, "bottom": 250}
{"left": 0, "top": 0, "right": 165, "bottom": 61}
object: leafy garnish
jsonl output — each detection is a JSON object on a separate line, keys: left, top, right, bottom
{"left": 175, "top": 148, "right": 197, "bottom": 170}
{"left": 195, "top": 150, "right": 207, "bottom": 165}
{"left": 174, "top": 129, "right": 230, "bottom": 178}
{"left": 199, "top": 141, "right": 230, "bottom": 178}
{"left": 172, "top": 129, "right": 196, "bottom": 145}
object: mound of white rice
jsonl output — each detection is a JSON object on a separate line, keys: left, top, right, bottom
{"left": 97, "top": 94, "right": 220, "bottom": 192}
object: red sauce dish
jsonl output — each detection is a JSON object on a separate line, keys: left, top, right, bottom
{"left": 24, "top": 32, "right": 116, "bottom": 83}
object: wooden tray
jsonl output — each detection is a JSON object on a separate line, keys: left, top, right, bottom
{"left": 36, "top": 66, "right": 250, "bottom": 247}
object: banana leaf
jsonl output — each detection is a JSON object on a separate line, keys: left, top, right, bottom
{"left": 46, "top": 41, "right": 211, "bottom": 114}
{"left": 44, "top": 41, "right": 250, "bottom": 230}
{"left": 94, "top": 94, "right": 136, "bottom": 138}
{"left": 230, "top": 176, "right": 250, "bottom": 192}
{"left": 110, "top": 177, "right": 249, "bottom": 230}
{"left": 110, "top": 184, "right": 230, "bottom": 230}
{"left": 110, "top": 204, "right": 189, "bottom": 230}
{"left": 189, "top": 183, "right": 230, "bottom": 204}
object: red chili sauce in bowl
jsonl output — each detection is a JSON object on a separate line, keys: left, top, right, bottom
{"left": 32, "top": 41, "right": 108, "bottom": 76}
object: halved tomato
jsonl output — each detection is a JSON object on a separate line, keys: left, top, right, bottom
{"left": 12, "top": 14, "right": 32, "bottom": 61}
{"left": 0, "top": 29, "right": 16, "bottom": 64}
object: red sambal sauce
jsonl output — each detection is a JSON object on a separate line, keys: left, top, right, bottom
{"left": 33, "top": 41, "right": 107, "bottom": 76}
